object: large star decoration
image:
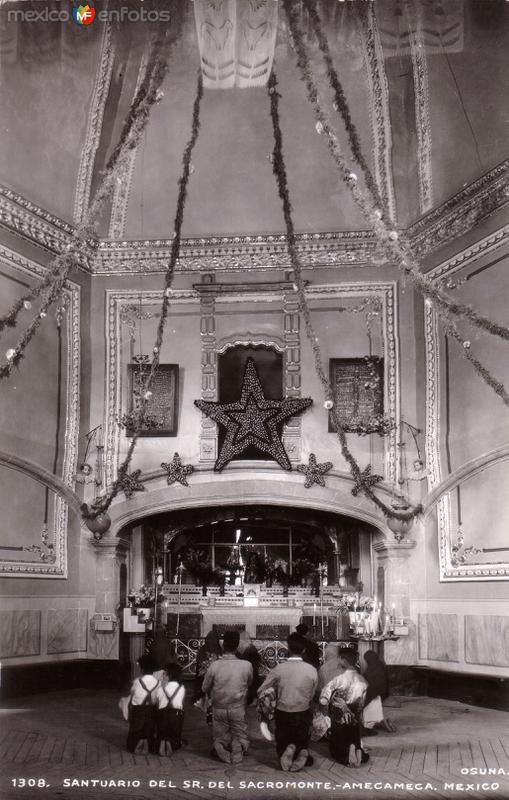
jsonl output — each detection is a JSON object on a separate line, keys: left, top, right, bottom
{"left": 194, "top": 358, "right": 312, "bottom": 472}
{"left": 351, "top": 464, "right": 383, "bottom": 497}
{"left": 117, "top": 468, "right": 145, "bottom": 499}
{"left": 297, "top": 453, "right": 333, "bottom": 489}
{"left": 161, "top": 452, "right": 194, "bottom": 487}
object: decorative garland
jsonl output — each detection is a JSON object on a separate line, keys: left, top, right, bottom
{"left": 86, "top": 71, "right": 204, "bottom": 520}
{"left": 301, "top": 0, "right": 387, "bottom": 221}
{"left": 281, "top": 0, "right": 509, "bottom": 347}
{"left": 0, "top": 14, "right": 184, "bottom": 378}
{"left": 441, "top": 316, "right": 509, "bottom": 407}
{"left": 267, "top": 71, "right": 420, "bottom": 523}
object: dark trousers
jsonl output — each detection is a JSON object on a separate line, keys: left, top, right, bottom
{"left": 274, "top": 708, "right": 312, "bottom": 758}
{"left": 329, "top": 721, "right": 363, "bottom": 764}
{"left": 126, "top": 705, "right": 156, "bottom": 754}
{"left": 155, "top": 708, "right": 184, "bottom": 750}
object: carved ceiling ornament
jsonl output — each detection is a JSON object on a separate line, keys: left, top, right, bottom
{"left": 194, "top": 0, "right": 278, "bottom": 89}
{"left": 73, "top": 24, "right": 116, "bottom": 225}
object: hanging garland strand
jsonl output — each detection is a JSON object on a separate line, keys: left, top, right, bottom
{"left": 281, "top": 0, "right": 509, "bottom": 346}
{"left": 268, "top": 71, "right": 420, "bottom": 523}
{"left": 301, "top": 0, "right": 387, "bottom": 220}
{"left": 0, "top": 14, "right": 184, "bottom": 378}
{"left": 87, "top": 71, "right": 204, "bottom": 520}
{"left": 440, "top": 315, "right": 509, "bottom": 406}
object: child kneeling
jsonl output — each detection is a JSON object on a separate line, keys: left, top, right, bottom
{"left": 126, "top": 655, "right": 159, "bottom": 754}
{"left": 155, "top": 663, "right": 186, "bottom": 756}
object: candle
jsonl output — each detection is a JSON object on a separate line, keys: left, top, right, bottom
{"left": 391, "top": 603, "right": 396, "bottom": 622}
{"left": 313, "top": 603, "right": 316, "bottom": 626}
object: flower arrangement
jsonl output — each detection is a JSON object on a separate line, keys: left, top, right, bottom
{"left": 181, "top": 547, "right": 224, "bottom": 586}
{"left": 127, "top": 584, "right": 156, "bottom": 608}
{"left": 340, "top": 593, "right": 376, "bottom": 612}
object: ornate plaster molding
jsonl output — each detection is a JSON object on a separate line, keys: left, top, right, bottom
{"left": 104, "top": 289, "right": 197, "bottom": 486}
{"left": 1, "top": 161, "right": 507, "bottom": 272}
{"left": 95, "top": 230, "right": 382, "bottom": 274}
{"left": 423, "top": 242, "right": 509, "bottom": 581}
{"left": 424, "top": 300, "right": 441, "bottom": 491}
{"left": 73, "top": 24, "right": 116, "bottom": 224}
{"left": 357, "top": 3, "right": 396, "bottom": 222}
{"left": 426, "top": 225, "right": 509, "bottom": 281}
{"left": 0, "top": 185, "right": 73, "bottom": 254}
{"left": 0, "top": 246, "right": 80, "bottom": 578}
{"left": 409, "top": 160, "right": 509, "bottom": 255}
{"left": 409, "top": 16, "right": 433, "bottom": 213}
{"left": 108, "top": 43, "right": 150, "bottom": 239}
{"left": 104, "top": 281, "right": 399, "bottom": 488}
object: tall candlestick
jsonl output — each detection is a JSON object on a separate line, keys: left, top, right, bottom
{"left": 313, "top": 603, "right": 316, "bottom": 626}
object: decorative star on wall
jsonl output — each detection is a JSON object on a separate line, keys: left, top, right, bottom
{"left": 297, "top": 453, "right": 333, "bottom": 488}
{"left": 351, "top": 464, "right": 383, "bottom": 497}
{"left": 117, "top": 468, "right": 145, "bottom": 499}
{"left": 194, "top": 357, "right": 312, "bottom": 472}
{"left": 161, "top": 452, "right": 194, "bottom": 487}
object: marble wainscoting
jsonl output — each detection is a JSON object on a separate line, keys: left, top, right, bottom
{"left": 465, "top": 615, "right": 509, "bottom": 668}
{"left": 88, "top": 628, "right": 118, "bottom": 660}
{"left": 384, "top": 621, "right": 417, "bottom": 665}
{"left": 410, "top": 600, "right": 509, "bottom": 678}
{"left": 418, "top": 613, "right": 459, "bottom": 662}
{"left": 0, "top": 610, "right": 41, "bottom": 658}
{"left": 47, "top": 609, "right": 88, "bottom": 655}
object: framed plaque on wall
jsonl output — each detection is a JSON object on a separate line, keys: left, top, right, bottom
{"left": 328, "top": 357, "right": 384, "bottom": 434}
{"left": 127, "top": 362, "right": 179, "bottom": 437}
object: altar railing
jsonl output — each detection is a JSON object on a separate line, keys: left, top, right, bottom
{"left": 169, "top": 637, "right": 356, "bottom": 677}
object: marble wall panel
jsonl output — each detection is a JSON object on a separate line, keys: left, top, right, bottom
{"left": 88, "top": 628, "right": 118, "bottom": 660}
{"left": 47, "top": 609, "right": 88, "bottom": 654}
{"left": 418, "top": 613, "right": 459, "bottom": 662}
{"left": 0, "top": 610, "right": 41, "bottom": 658}
{"left": 465, "top": 615, "right": 509, "bottom": 668}
{"left": 384, "top": 621, "right": 417, "bottom": 666}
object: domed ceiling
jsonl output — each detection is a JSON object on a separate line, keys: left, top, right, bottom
{"left": 0, "top": 0, "right": 507, "bottom": 246}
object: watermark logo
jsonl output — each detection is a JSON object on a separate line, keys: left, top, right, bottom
{"left": 5, "top": 3, "right": 171, "bottom": 24}
{"left": 72, "top": 4, "right": 95, "bottom": 26}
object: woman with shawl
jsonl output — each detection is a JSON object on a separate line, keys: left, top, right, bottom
{"left": 319, "top": 649, "right": 369, "bottom": 767}
{"left": 362, "top": 650, "right": 396, "bottom": 733}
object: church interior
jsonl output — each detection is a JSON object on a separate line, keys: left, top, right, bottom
{"left": 0, "top": 0, "right": 508, "bottom": 797}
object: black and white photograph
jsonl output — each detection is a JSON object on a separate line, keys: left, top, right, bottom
{"left": 0, "top": 1, "right": 508, "bottom": 799}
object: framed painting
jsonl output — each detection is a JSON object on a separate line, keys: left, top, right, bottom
{"left": 126, "top": 362, "right": 179, "bottom": 437}
{"left": 328, "top": 357, "right": 385, "bottom": 434}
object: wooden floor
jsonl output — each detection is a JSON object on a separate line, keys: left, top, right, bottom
{"left": 1, "top": 690, "right": 508, "bottom": 799}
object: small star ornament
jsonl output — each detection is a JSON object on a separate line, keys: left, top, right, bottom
{"left": 297, "top": 453, "right": 333, "bottom": 489}
{"left": 117, "top": 468, "right": 145, "bottom": 499}
{"left": 194, "top": 358, "right": 312, "bottom": 472}
{"left": 351, "top": 464, "right": 383, "bottom": 497}
{"left": 161, "top": 452, "right": 194, "bottom": 487}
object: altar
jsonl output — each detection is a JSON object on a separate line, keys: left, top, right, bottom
{"left": 200, "top": 605, "right": 302, "bottom": 638}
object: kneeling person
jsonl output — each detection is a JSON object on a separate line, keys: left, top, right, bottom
{"left": 202, "top": 630, "right": 253, "bottom": 764}
{"left": 257, "top": 632, "right": 318, "bottom": 772}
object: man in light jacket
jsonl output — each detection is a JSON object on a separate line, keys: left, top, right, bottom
{"left": 257, "top": 632, "right": 318, "bottom": 771}
{"left": 202, "top": 629, "right": 253, "bottom": 764}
